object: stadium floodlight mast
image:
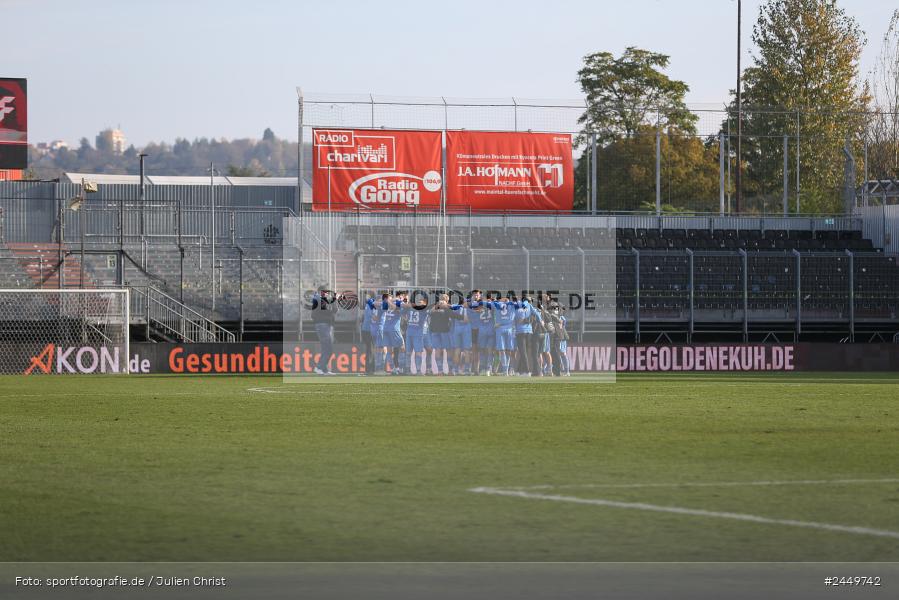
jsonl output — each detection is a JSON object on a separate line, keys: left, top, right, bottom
{"left": 139, "top": 153, "right": 148, "bottom": 238}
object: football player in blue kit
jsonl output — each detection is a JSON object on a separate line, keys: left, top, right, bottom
{"left": 404, "top": 295, "right": 429, "bottom": 375}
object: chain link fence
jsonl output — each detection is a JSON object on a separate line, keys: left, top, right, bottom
{"left": 301, "top": 93, "right": 899, "bottom": 216}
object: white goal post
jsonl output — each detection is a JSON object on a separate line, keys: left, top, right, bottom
{"left": 0, "top": 289, "right": 130, "bottom": 375}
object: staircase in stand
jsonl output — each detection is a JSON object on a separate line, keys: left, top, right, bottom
{"left": 130, "top": 285, "right": 236, "bottom": 343}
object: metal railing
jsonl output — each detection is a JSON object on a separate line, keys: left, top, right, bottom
{"left": 349, "top": 244, "right": 899, "bottom": 342}
{"left": 130, "top": 285, "right": 236, "bottom": 343}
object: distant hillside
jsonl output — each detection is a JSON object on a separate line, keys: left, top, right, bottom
{"left": 26, "top": 128, "right": 313, "bottom": 180}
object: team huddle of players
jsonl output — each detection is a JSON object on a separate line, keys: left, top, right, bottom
{"left": 362, "top": 290, "right": 571, "bottom": 376}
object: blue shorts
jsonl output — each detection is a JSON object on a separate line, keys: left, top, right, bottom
{"left": 477, "top": 328, "right": 495, "bottom": 350}
{"left": 452, "top": 326, "right": 472, "bottom": 350}
{"left": 370, "top": 328, "right": 384, "bottom": 348}
{"left": 406, "top": 330, "right": 425, "bottom": 353}
{"left": 383, "top": 330, "right": 404, "bottom": 348}
{"left": 429, "top": 331, "right": 451, "bottom": 350}
{"left": 560, "top": 339, "right": 567, "bottom": 353}
{"left": 495, "top": 329, "right": 515, "bottom": 351}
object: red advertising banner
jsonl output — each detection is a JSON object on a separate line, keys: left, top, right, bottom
{"left": 446, "top": 131, "right": 573, "bottom": 211}
{"left": 0, "top": 78, "right": 27, "bottom": 170}
{"left": 312, "top": 128, "right": 442, "bottom": 211}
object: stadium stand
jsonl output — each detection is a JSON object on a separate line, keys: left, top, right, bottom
{"left": 2, "top": 179, "right": 898, "bottom": 342}
{"left": 339, "top": 222, "right": 899, "bottom": 339}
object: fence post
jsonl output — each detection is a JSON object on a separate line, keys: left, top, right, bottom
{"left": 578, "top": 247, "right": 586, "bottom": 341}
{"left": 590, "top": 132, "right": 598, "bottom": 215}
{"left": 793, "top": 249, "right": 801, "bottom": 340}
{"left": 863, "top": 138, "right": 868, "bottom": 208}
{"left": 298, "top": 92, "right": 306, "bottom": 343}
{"left": 209, "top": 162, "right": 216, "bottom": 312}
{"left": 468, "top": 206, "right": 472, "bottom": 249}
{"left": 796, "top": 108, "right": 800, "bottom": 215}
{"left": 777, "top": 134, "right": 786, "bottom": 216}
{"left": 297, "top": 87, "right": 304, "bottom": 215}
{"left": 726, "top": 115, "right": 732, "bottom": 213}
{"left": 80, "top": 207, "right": 85, "bottom": 287}
{"left": 468, "top": 248, "right": 475, "bottom": 291}
{"left": 632, "top": 247, "right": 640, "bottom": 343}
{"left": 655, "top": 130, "right": 661, "bottom": 216}
{"left": 179, "top": 245, "right": 185, "bottom": 304}
{"left": 57, "top": 198, "right": 64, "bottom": 289}
{"left": 522, "top": 246, "right": 530, "bottom": 293}
{"left": 846, "top": 249, "right": 854, "bottom": 342}
{"left": 842, "top": 137, "right": 855, "bottom": 217}
{"left": 239, "top": 248, "right": 244, "bottom": 342}
{"left": 412, "top": 212, "right": 418, "bottom": 287}
{"left": 512, "top": 97, "right": 518, "bottom": 132}
{"left": 719, "top": 133, "right": 725, "bottom": 216}
{"left": 686, "top": 248, "right": 694, "bottom": 342}
{"left": 739, "top": 249, "right": 748, "bottom": 342}
{"left": 585, "top": 139, "right": 591, "bottom": 213}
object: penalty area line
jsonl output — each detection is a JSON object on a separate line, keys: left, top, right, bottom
{"left": 513, "top": 477, "right": 899, "bottom": 490}
{"left": 468, "top": 487, "right": 899, "bottom": 540}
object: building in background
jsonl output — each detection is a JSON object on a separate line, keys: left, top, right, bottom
{"left": 96, "top": 128, "right": 126, "bottom": 154}
{"left": 34, "top": 140, "right": 69, "bottom": 156}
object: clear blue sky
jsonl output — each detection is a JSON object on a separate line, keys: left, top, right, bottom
{"left": 5, "top": 0, "right": 893, "bottom": 147}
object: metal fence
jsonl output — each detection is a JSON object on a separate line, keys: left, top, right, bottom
{"left": 349, "top": 248, "right": 897, "bottom": 343}
{"left": 2, "top": 179, "right": 897, "bottom": 342}
{"left": 299, "top": 93, "right": 899, "bottom": 216}
{"left": 290, "top": 213, "right": 899, "bottom": 342}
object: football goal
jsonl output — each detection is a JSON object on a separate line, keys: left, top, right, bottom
{"left": 0, "top": 289, "right": 130, "bottom": 375}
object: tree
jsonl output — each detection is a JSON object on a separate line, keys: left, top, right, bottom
{"left": 582, "top": 125, "right": 720, "bottom": 212}
{"left": 227, "top": 161, "right": 270, "bottom": 177}
{"left": 867, "top": 10, "right": 899, "bottom": 183}
{"left": 28, "top": 131, "right": 299, "bottom": 180}
{"left": 575, "top": 47, "right": 707, "bottom": 211}
{"left": 733, "top": 0, "right": 870, "bottom": 213}
{"left": 578, "top": 47, "right": 697, "bottom": 143}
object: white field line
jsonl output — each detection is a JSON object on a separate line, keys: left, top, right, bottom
{"left": 631, "top": 379, "right": 894, "bottom": 385}
{"left": 513, "top": 478, "right": 899, "bottom": 490}
{"left": 247, "top": 387, "right": 442, "bottom": 396}
{"left": 469, "top": 486, "right": 899, "bottom": 540}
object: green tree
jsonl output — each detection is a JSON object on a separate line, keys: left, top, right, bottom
{"left": 575, "top": 47, "right": 712, "bottom": 211}
{"left": 733, "top": 0, "right": 870, "bottom": 213}
{"left": 585, "top": 125, "right": 720, "bottom": 213}
{"left": 227, "top": 161, "right": 270, "bottom": 177}
{"left": 578, "top": 47, "right": 697, "bottom": 143}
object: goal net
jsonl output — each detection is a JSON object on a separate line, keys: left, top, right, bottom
{"left": 0, "top": 289, "right": 130, "bottom": 375}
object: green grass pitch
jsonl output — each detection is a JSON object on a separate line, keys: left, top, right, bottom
{"left": 1, "top": 372, "right": 898, "bottom": 562}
